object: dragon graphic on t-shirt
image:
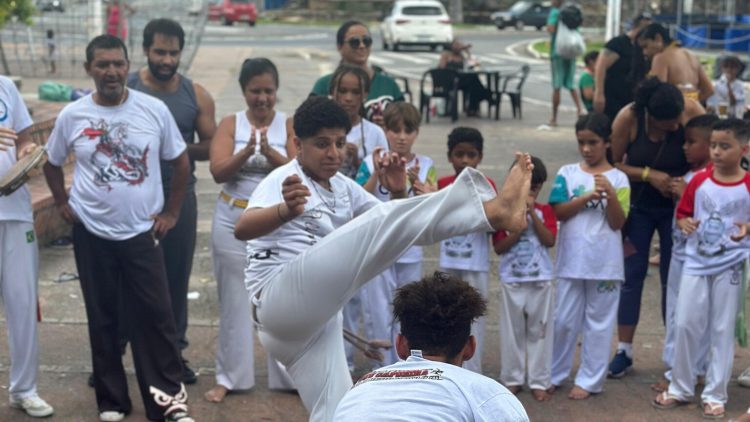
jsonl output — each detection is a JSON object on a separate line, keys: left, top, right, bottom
{"left": 82, "top": 119, "right": 149, "bottom": 191}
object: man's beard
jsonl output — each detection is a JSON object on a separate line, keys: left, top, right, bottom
{"left": 147, "top": 59, "right": 178, "bottom": 81}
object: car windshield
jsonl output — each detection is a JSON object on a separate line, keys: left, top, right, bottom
{"left": 509, "top": 1, "right": 531, "bottom": 13}
{"left": 402, "top": 6, "right": 443, "bottom": 16}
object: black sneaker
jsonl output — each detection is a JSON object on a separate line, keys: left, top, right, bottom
{"left": 181, "top": 360, "right": 197, "bottom": 385}
{"left": 165, "top": 411, "right": 194, "bottom": 422}
{"left": 608, "top": 350, "right": 633, "bottom": 378}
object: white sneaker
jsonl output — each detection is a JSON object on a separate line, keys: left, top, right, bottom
{"left": 9, "top": 394, "right": 54, "bottom": 418}
{"left": 739, "top": 366, "right": 750, "bottom": 388}
{"left": 99, "top": 411, "right": 126, "bottom": 422}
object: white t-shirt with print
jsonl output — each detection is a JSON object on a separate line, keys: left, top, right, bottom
{"left": 333, "top": 355, "right": 530, "bottom": 422}
{"left": 0, "top": 76, "right": 34, "bottom": 223}
{"left": 548, "top": 163, "right": 631, "bottom": 281}
{"left": 46, "top": 90, "right": 186, "bottom": 241}
{"left": 244, "top": 158, "right": 380, "bottom": 299}
{"left": 676, "top": 170, "right": 750, "bottom": 276}
{"left": 497, "top": 204, "right": 557, "bottom": 283}
{"left": 222, "top": 110, "right": 288, "bottom": 200}
{"left": 355, "top": 153, "right": 436, "bottom": 264}
{"left": 670, "top": 169, "right": 701, "bottom": 263}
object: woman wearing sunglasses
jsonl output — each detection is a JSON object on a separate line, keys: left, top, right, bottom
{"left": 310, "top": 20, "right": 404, "bottom": 126}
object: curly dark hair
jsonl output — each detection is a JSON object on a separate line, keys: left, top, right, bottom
{"left": 713, "top": 118, "right": 750, "bottom": 144}
{"left": 293, "top": 96, "right": 351, "bottom": 139}
{"left": 632, "top": 77, "right": 684, "bottom": 121}
{"left": 393, "top": 271, "right": 486, "bottom": 359}
{"left": 447, "top": 127, "right": 483, "bottom": 155}
{"left": 239, "top": 58, "right": 279, "bottom": 91}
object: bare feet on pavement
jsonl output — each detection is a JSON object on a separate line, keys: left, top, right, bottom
{"left": 568, "top": 385, "right": 591, "bottom": 400}
{"left": 532, "top": 388, "right": 551, "bottom": 401}
{"left": 506, "top": 385, "right": 522, "bottom": 395}
{"left": 204, "top": 384, "right": 229, "bottom": 403}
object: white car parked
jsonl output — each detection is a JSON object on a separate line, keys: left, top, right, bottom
{"left": 380, "top": 0, "right": 453, "bottom": 51}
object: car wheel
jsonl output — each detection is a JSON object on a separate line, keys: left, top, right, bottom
{"left": 222, "top": 17, "right": 232, "bottom": 26}
{"left": 248, "top": 20, "right": 256, "bottom": 27}
{"left": 430, "top": 44, "right": 438, "bottom": 51}
{"left": 496, "top": 24, "right": 505, "bottom": 30}
{"left": 536, "top": 25, "right": 543, "bottom": 31}
{"left": 393, "top": 43, "right": 400, "bottom": 52}
{"left": 515, "top": 20, "right": 524, "bottom": 30}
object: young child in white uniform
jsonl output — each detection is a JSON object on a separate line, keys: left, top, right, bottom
{"left": 437, "top": 127, "right": 495, "bottom": 374}
{"left": 653, "top": 118, "right": 750, "bottom": 419}
{"left": 549, "top": 113, "right": 630, "bottom": 400}
{"left": 333, "top": 273, "right": 529, "bottom": 422}
{"left": 237, "top": 96, "right": 534, "bottom": 422}
{"left": 329, "top": 64, "right": 394, "bottom": 370}
{"left": 655, "top": 114, "right": 717, "bottom": 393}
{"left": 494, "top": 156, "right": 557, "bottom": 402}
{"left": 381, "top": 102, "right": 437, "bottom": 287}
{"left": 707, "top": 55, "right": 745, "bottom": 118}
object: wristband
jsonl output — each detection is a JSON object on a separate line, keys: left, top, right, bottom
{"left": 641, "top": 166, "right": 650, "bottom": 182}
{"left": 277, "top": 204, "right": 289, "bottom": 223}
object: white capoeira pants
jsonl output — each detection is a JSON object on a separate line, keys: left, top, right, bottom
{"left": 252, "top": 168, "right": 495, "bottom": 422}
{"left": 0, "top": 221, "right": 40, "bottom": 400}
{"left": 668, "top": 261, "right": 746, "bottom": 405}
{"left": 212, "top": 200, "right": 294, "bottom": 391}
{"left": 499, "top": 281, "right": 555, "bottom": 390}
{"left": 662, "top": 255, "right": 708, "bottom": 381}
{"left": 551, "top": 278, "right": 620, "bottom": 393}
{"left": 343, "top": 266, "right": 400, "bottom": 370}
{"left": 441, "top": 269, "right": 488, "bottom": 373}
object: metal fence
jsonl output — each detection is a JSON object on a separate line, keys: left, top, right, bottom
{"left": 0, "top": 0, "right": 209, "bottom": 79}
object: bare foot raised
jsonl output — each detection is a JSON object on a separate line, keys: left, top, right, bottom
{"left": 486, "top": 152, "right": 533, "bottom": 232}
{"left": 204, "top": 384, "right": 229, "bottom": 403}
{"left": 568, "top": 385, "right": 591, "bottom": 400}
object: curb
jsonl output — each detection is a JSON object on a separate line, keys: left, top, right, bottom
{"left": 526, "top": 38, "right": 546, "bottom": 59}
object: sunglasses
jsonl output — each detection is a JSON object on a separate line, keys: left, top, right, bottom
{"left": 346, "top": 36, "right": 373, "bottom": 49}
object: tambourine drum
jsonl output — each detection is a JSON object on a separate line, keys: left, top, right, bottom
{"left": 0, "top": 147, "right": 46, "bottom": 196}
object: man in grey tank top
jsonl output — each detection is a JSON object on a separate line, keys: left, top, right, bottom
{"left": 126, "top": 18, "right": 217, "bottom": 384}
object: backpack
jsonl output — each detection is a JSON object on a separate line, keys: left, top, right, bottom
{"left": 560, "top": 4, "right": 583, "bottom": 30}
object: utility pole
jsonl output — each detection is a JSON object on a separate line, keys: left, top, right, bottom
{"left": 449, "top": 0, "right": 463, "bottom": 24}
{"left": 89, "top": 0, "right": 103, "bottom": 41}
{"left": 605, "top": 0, "right": 622, "bottom": 40}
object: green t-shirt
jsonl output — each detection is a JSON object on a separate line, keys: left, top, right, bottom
{"left": 579, "top": 70, "right": 594, "bottom": 111}
{"left": 547, "top": 7, "right": 560, "bottom": 58}
{"left": 311, "top": 70, "right": 405, "bottom": 117}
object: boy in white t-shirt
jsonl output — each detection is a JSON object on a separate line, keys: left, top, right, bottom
{"left": 653, "top": 118, "right": 750, "bottom": 419}
{"left": 437, "top": 127, "right": 496, "bottom": 374}
{"left": 654, "top": 114, "right": 717, "bottom": 393}
{"left": 333, "top": 272, "right": 529, "bottom": 422}
{"left": 494, "top": 156, "right": 557, "bottom": 402}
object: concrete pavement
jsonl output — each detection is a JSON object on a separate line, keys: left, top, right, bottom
{"left": 1, "top": 37, "right": 750, "bottom": 421}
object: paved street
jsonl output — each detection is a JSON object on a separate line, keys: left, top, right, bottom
{"left": 0, "top": 22, "right": 749, "bottom": 421}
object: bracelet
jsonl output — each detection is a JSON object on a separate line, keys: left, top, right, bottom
{"left": 641, "top": 166, "right": 651, "bottom": 182}
{"left": 277, "top": 204, "right": 289, "bottom": 223}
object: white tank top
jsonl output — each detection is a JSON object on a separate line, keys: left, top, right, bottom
{"left": 222, "top": 110, "right": 288, "bottom": 199}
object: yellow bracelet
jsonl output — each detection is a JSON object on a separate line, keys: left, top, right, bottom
{"left": 641, "top": 166, "right": 651, "bottom": 182}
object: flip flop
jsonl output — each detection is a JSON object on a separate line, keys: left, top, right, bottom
{"left": 703, "top": 402, "right": 725, "bottom": 419}
{"left": 651, "top": 391, "right": 688, "bottom": 410}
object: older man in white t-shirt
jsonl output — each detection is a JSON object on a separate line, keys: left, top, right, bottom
{"left": 43, "top": 35, "right": 193, "bottom": 422}
{"left": 334, "top": 272, "right": 529, "bottom": 421}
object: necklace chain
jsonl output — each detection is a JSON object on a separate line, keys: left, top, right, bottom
{"left": 299, "top": 162, "right": 336, "bottom": 212}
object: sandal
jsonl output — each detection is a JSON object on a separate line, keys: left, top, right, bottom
{"left": 651, "top": 391, "right": 688, "bottom": 409}
{"left": 703, "top": 402, "right": 725, "bottom": 419}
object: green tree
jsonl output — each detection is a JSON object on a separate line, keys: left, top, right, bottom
{"left": 0, "top": 0, "right": 35, "bottom": 75}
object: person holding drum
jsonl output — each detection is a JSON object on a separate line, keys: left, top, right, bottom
{"left": 0, "top": 76, "right": 55, "bottom": 418}
{"left": 43, "top": 35, "right": 194, "bottom": 422}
